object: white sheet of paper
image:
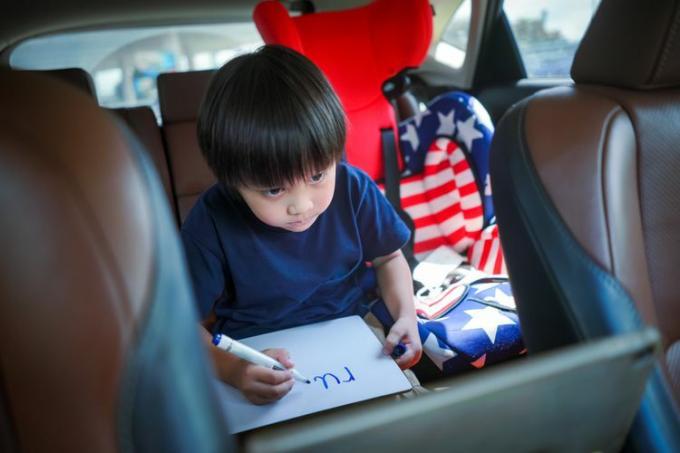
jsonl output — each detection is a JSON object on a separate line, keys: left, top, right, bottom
{"left": 216, "top": 315, "right": 412, "bottom": 433}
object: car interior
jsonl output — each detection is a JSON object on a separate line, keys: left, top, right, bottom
{"left": 1, "top": 0, "right": 679, "bottom": 451}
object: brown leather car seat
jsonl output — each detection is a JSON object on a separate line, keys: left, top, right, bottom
{"left": 17, "top": 67, "right": 179, "bottom": 223}
{"left": 19, "top": 67, "right": 98, "bottom": 98}
{"left": 490, "top": 0, "right": 680, "bottom": 450}
{"left": 157, "top": 70, "right": 216, "bottom": 222}
{"left": 110, "top": 106, "right": 178, "bottom": 221}
{"left": 0, "top": 69, "right": 231, "bottom": 452}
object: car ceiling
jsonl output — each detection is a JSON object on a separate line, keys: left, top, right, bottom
{"left": 0, "top": 0, "right": 371, "bottom": 55}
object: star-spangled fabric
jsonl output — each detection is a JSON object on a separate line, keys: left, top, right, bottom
{"left": 371, "top": 278, "right": 525, "bottom": 375}
{"left": 398, "top": 91, "right": 494, "bottom": 224}
{"left": 468, "top": 223, "right": 505, "bottom": 275}
{"left": 397, "top": 137, "right": 482, "bottom": 258}
{"left": 371, "top": 92, "right": 522, "bottom": 375}
{"left": 388, "top": 91, "right": 505, "bottom": 273}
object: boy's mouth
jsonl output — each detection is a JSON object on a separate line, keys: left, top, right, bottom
{"left": 287, "top": 215, "right": 316, "bottom": 228}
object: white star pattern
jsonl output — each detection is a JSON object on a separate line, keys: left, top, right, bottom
{"left": 461, "top": 306, "right": 515, "bottom": 344}
{"left": 413, "top": 108, "right": 431, "bottom": 128}
{"left": 456, "top": 115, "right": 483, "bottom": 152}
{"left": 400, "top": 123, "right": 419, "bottom": 150}
{"left": 484, "top": 288, "right": 516, "bottom": 309}
{"left": 484, "top": 174, "right": 492, "bottom": 196}
{"left": 471, "top": 96, "right": 494, "bottom": 131}
{"left": 436, "top": 109, "right": 456, "bottom": 136}
{"left": 422, "top": 331, "right": 456, "bottom": 369}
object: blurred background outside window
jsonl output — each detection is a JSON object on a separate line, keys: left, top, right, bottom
{"left": 504, "top": 0, "right": 601, "bottom": 78}
{"left": 434, "top": 0, "right": 471, "bottom": 69}
{"left": 11, "top": 23, "right": 264, "bottom": 120}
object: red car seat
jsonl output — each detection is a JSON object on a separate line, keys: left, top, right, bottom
{"left": 254, "top": 0, "right": 432, "bottom": 181}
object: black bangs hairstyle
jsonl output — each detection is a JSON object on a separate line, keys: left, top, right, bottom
{"left": 197, "top": 44, "right": 346, "bottom": 191}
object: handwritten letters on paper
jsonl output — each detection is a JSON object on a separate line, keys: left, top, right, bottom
{"left": 313, "top": 366, "right": 356, "bottom": 389}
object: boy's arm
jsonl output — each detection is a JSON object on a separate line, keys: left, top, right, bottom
{"left": 182, "top": 210, "right": 294, "bottom": 403}
{"left": 372, "top": 249, "right": 422, "bottom": 369}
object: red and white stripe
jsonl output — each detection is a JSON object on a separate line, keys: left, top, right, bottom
{"left": 401, "top": 137, "right": 483, "bottom": 258}
{"left": 380, "top": 137, "right": 505, "bottom": 275}
{"left": 467, "top": 223, "right": 506, "bottom": 274}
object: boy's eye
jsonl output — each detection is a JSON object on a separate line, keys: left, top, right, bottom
{"left": 309, "top": 171, "right": 326, "bottom": 184}
{"left": 264, "top": 187, "right": 284, "bottom": 197}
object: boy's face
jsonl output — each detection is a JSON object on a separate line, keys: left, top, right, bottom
{"left": 237, "top": 164, "right": 337, "bottom": 232}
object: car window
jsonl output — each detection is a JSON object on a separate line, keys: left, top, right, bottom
{"left": 10, "top": 23, "right": 263, "bottom": 120}
{"left": 434, "top": 0, "right": 471, "bottom": 69}
{"left": 504, "top": 0, "right": 601, "bottom": 78}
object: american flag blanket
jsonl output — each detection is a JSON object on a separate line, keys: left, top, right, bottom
{"left": 395, "top": 91, "right": 505, "bottom": 273}
{"left": 372, "top": 91, "right": 525, "bottom": 374}
{"left": 371, "top": 274, "right": 526, "bottom": 375}
{"left": 399, "top": 91, "right": 495, "bottom": 223}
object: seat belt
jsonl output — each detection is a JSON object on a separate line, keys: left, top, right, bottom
{"left": 381, "top": 69, "right": 420, "bottom": 270}
{"left": 380, "top": 127, "right": 418, "bottom": 270}
{"left": 380, "top": 127, "right": 401, "bottom": 209}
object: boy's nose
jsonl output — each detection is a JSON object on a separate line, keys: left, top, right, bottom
{"left": 287, "top": 198, "right": 313, "bottom": 216}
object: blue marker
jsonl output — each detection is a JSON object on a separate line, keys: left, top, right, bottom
{"left": 391, "top": 342, "right": 407, "bottom": 359}
{"left": 213, "top": 333, "right": 311, "bottom": 384}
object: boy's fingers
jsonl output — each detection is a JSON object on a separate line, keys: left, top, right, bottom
{"left": 395, "top": 348, "right": 416, "bottom": 368}
{"left": 395, "top": 345, "right": 422, "bottom": 369}
{"left": 252, "top": 366, "right": 293, "bottom": 385}
{"left": 278, "top": 356, "right": 295, "bottom": 368}
{"left": 262, "top": 347, "right": 288, "bottom": 359}
{"left": 254, "top": 379, "right": 295, "bottom": 400}
{"left": 262, "top": 348, "right": 295, "bottom": 368}
{"left": 383, "top": 328, "right": 406, "bottom": 354}
{"left": 396, "top": 342, "right": 423, "bottom": 369}
{"left": 247, "top": 380, "right": 294, "bottom": 405}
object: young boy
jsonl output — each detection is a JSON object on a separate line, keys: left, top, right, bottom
{"left": 182, "top": 45, "right": 421, "bottom": 405}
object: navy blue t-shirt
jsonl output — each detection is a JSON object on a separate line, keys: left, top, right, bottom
{"left": 181, "top": 162, "right": 410, "bottom": 339}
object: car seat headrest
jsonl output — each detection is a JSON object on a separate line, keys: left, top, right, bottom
{"left": 20, "top": 67, "right": 97, "bottom": 98}
{"left": 254, "top": 0, "right": 432, "bottom": 111}
{"left": 572, "top": 0, "right": 680, "bottom": 89}
{"left": 157, "top": 69, "right": 216, "bottom": 123}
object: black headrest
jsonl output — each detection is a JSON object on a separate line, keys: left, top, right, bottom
{"left": 571, "top": 0, "right": 680, "bottom": 89}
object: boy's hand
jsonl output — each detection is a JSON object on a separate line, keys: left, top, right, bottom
{"left": 231, "top": 348, "right": 295, "bottom": 405}
{"left": 384, "top": 316, "right": 422, "bottom": 370}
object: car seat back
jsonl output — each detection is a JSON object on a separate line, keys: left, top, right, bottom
{"left": 157, "top": 70, "right": 217, "bottom": 221}
{"left": 111, "top": 106, "right": 177, "bottom": 220}
{"left": 490, "top": 0, "right": 680, "bottom": 449}
{"left": 0, "top": 69, "right": 231, "bottom": 452}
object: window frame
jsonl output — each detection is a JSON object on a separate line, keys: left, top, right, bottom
{"left": 417, "top": 0, "right": 490, "bottom": 90}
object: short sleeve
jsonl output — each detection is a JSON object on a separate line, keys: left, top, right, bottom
{"left": 181, "top": 229, "right": 228, "bottom": 320}
{"left": 349, "top": 165, "right": 411, "bottom": 261}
